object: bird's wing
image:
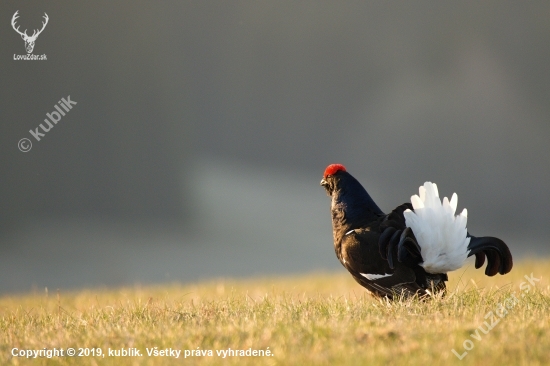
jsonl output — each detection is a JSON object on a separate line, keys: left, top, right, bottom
{"left": 378, "top": 203, "right": 423, "bottom": 268}
{"left": 467, "top": 234, "right": 513, "bottom": 276}
{"left": 341, "top": 229, "right": 427, "bottom": 298}
{"left": 379, "top": 203, "right": 411, "bottom": 230}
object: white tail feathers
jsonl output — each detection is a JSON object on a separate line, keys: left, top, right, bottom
{"left": 403, "top": 182, "right": 470, "bottom": 274}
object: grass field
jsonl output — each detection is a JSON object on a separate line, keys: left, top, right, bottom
{"left": 0, "top": 258, "right": 549, "bottom": 365}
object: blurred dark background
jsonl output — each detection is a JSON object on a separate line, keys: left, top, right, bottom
{"left": 1, "top": 1, "right": 549, "bottom": 293}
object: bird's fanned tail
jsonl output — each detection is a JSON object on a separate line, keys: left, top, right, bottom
{"left": 379, "top": 182, "right": 513, "bottom": 277}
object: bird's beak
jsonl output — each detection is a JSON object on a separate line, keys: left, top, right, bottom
{"left": 320, "top": 178, "right": 332, "bottom": 196}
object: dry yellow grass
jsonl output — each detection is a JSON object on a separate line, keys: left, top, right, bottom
{"left": 0, "top": 258, "right": 549, "bottom": 365}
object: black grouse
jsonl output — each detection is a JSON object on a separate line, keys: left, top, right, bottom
{"left": 320, "top": 164, "right": 513, "bottom": 299}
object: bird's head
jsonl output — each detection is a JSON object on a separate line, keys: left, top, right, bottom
{"left": 320, "top": 164, "right": 347, "bottom": 196}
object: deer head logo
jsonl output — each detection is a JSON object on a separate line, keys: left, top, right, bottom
{"left": 11, "top": 10, "right": 49, "bottom": 54}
